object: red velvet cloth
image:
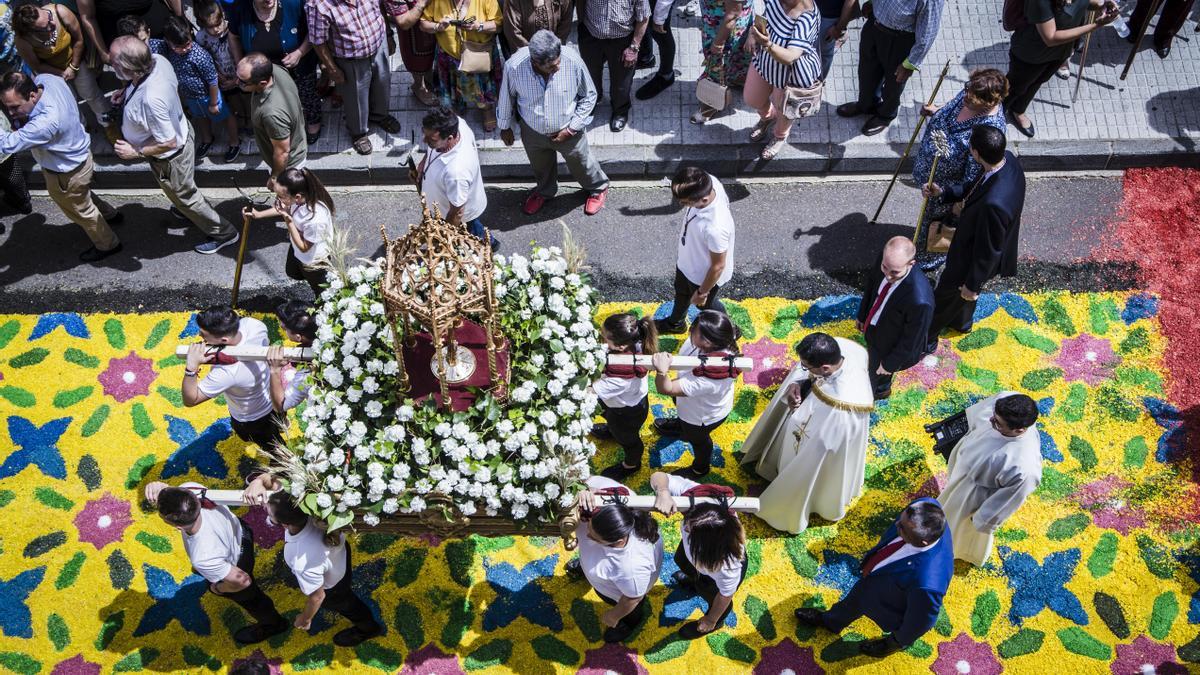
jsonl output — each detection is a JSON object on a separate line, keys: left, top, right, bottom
{"left": 402, "top": 320, "right": 510, "bottom": 412}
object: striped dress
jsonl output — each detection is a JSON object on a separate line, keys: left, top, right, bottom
{"left": 751, "top": 0, "right": 822, "bottom": 89}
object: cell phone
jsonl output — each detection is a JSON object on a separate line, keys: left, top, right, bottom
{"left": 754, "top": 14, "right": 768, "bottom": 33}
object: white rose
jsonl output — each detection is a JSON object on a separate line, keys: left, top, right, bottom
{"left": 398, "top": 405, "right": 415, "bottom": 421}
{"left": 409, "top": 496, "right": 427, "bottom": 512}
{"left": 538, "top": 410, "right": 557, "bottom": 427}
{"left": 365, "top": 401, "right": 383, "bottom": 418}
{"left": 392, "top": 463, "right": 411, "bottom": 480}
{"left": 326, "top": 475, "right": 346, "bottom": 491}
{"left": 435, "top": 423, "right": 452, "bottom": 438}
{"left": 547, "top": 380, "right": 564, "bottom": 396}
{"left": 362, "top": 377, "right": 379, "bottom": 394}
{"left": 511, "top": 503, "right": 529, "bottom": 519}
{"left": 315, "top": 493, "right": 333, "bottom": 509}
{"left": 382, "top": 498, "right": 399, "bottom": 514}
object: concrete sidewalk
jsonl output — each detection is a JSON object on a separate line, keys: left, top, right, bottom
{"left": 67, "top": 0, "right": 1200, "bottom": 187}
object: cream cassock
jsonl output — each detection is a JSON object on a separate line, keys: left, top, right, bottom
{"left": 739, "top": 337, "right": 873, "bottom": 534}
{"left": 937, "top": 391, "right": 1042, "bottom": 565}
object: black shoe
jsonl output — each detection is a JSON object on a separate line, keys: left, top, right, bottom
{"left": 1154, "top": 42, "right": 1171, "bottom": 59}
{"left": 653, "top": 417, "right": 682, "bottom": 436}
{"left": 590, "top": 423, "right": 613, "bottom": 440}
{"left": 794, "top": 608, "right": 829, "bottom": 630}
{"left": 169, "top": 205, "right": 187, "bottom": 222}
{"left": 861, "top": 115, "right": 891, "bottom": 136}
{"left": 195, "top": 140, "right": 213, "bottom": 158}
{"left": 678, "top": 620, "right": 715, "bottom": 640}
{"left": 224, "top": 142, "right": 242, "bottom": 162}
{"left": 873, "top": 388, "right": 893, "bottom": 401}
{"left": 376, "top": 115, "right": 402, "bottom": 134}
{"left": 12, "top": 201, "right": 33, "bottom": 215}
{"left": 79, "top": 243, "right": 123, "bottom": 262}
{"left": 859, "top": 636, "right": 903, "bottom": 658}
{"left": 636, "top": 73, "right": 676, "bottom": 100}
{"left": 836, "top": 102, "right": 867, "bottom": 118}
{"left": 488, "top": 236, "right": 500, "bottom": 253}
{"left": 564, "top": 557, "right": 584, "bottom": 580}
{"left": 233, "top": 621, "right": 289, "bottom": 644}
{"left": 609, "top": 116, "right": 627, "bottom": 132}
{"left": 1125, "top": 32, "right": 1136, "bottom": 45}
{"left": 333, "top": 623, "right": 383, "bottom": 647}
{"left": 1008, "top": 111, "right": 1035, "bottom": 138}
{"left": 671, "top": 465, "right": 709, "bottom": 479}
{"left": 671, "top": 570, "right": 697, "bottom": 589}
{"left": 600, "top": 462, "right": 641, "bottom": 481}
{"left": 653, "top": 318, "right": 687, "bottom": 334}
{"left": 636, "top": 54, "right": 656, "bottom": 70}
{"left": 104, "top": 210, "right": 124, "bottom": 225}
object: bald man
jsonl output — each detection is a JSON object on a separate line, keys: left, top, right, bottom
{"left": 237, "top": 53, "right": 307, "bottom": 184}
{"left": 855, "top": 237, "right": 934, "bottom": 400}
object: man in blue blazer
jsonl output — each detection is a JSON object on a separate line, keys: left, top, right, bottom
{"left": 856, "top": 237, "right": 935, "bottom": 400}
{"left": 795, "top": 498, "right": 953, "bottom": 658}
{"left": 922, "top": 125, "right": 1025, "bottom": 354}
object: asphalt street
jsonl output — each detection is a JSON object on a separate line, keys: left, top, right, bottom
{"left": 0, "top": 174, "right": 1132, "bottom": 313}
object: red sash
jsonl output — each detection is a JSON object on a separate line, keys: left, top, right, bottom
{"left": 681, "top": 484, "right": 737, "bottom": 514}
{"left": 691, "top": 352, "right": 742, "bottom": 380}
{"left": 602, "top": 345, "right": 647, "bottom": 379}
{"left": 581, "top": 486, "right": 631, "bottom": 520}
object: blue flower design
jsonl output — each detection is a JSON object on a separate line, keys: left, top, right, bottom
{"left": 132, "top": 564, "right": 210, "bottom": 637}
{"left": 0, "top": 416, "right": 70, "bottom": 480}
{"left": 646, "top": 405, "right": 724, "bottom": 470}
{"left": 813, "top": 550, "right": 861, "bottom": 596}
{"left": 1000, "top": 546, "right": 1087, "bottom": 626}
{"left": 1142, "top": 398, "right": 1185, "bottom": 464}
{"left": 0, "top": 567, "right": 46, "bottom": 637}
{"left": 800, "top": 295, "right": 860, "bottom": 327}
{"left": 482, "top": 554, "right": 563, "bottom": 631}
{"left": 652, "top": 301, "right": 699, "bottom": 325}
{"left": 160, "top": 416, "right": 232, "bottom": 479}
{"left": 1178, "top": 553, "right": 1200, "bottom": 624}
{"left": 1038, "top": 428, "right": 1063, "bottom": 463}
{"left": 1121, "top": 293, "right": 1158, "bottom": 324}
{"left": 970, "top": 293, "right": 1037, "bottom": 324}
{"left": 29, "top": 313, "right": 89, "bottom": 340}
{"left": 656, "top": 553, "right": 736, "bottom": 628}
{"left": 178, "top": 314, "right": 200, "bottom": 339}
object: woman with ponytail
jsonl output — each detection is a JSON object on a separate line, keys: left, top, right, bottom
{"left": 651, "top": 310, "right": 741, "bottom": 477}
{"left": 650, "top": 470, "right": 746, "bottom": 639}
{"left": 566, "top": 475, "right": 663, "bottom": 644}
{"left": 243, "top": 167, "right": 335, "bottom": 297}
{"left": 591, "top": 313, "right": 658, "bottom": 481}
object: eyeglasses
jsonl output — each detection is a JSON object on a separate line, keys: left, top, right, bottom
{"left": 183, "top": 485, "right": 217, "bottom": 509}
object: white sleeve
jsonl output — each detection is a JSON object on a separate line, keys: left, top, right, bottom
{"left": 666, "top": 474, "right": 700, "bottom": 496}
{"left": 652, "top": 0, "right": 672, "bottom": 24}
{"left": 281, "top": 368, "right": 310, "bottom": 411}
{"left": 294, "top": 563, "right": 326, "bottom": 596}
{"left": 705, "top": 219, "right": 732, "bottom": 255}
{"left": 191, "top": 552, "right": 232, "bottom": 584}
{"left": 197, "top": 366, "right": 235, "bottom": 399}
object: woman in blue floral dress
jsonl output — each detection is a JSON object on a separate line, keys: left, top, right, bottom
{"left": 690, "top": 0, "right": 753, "bottom": 124}
{"left": 911, "top": 68, "right": 1008, "bottom": 270}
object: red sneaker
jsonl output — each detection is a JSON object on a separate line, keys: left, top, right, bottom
{"left": 584, "top": 188, "right": 608, "bottom": 216}
{"left": 522, "top": 192, "right": 547, "bottom": 215}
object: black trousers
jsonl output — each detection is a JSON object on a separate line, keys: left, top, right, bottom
{"left": 1129, "top": 0, "right": 1197, "bottom": 48}
{"left": 318, "top": 548, "right": 380, "bottom": 632}
{"left": 596, "top": 590, "right": 650, "bottom": 629}
{"left": 230, "top": 410, "right": 288, "bottom": 457}
{"left": 664, "top": 267, "right": 726, "bottom": 328}
{"left": 578, "top": 22, "right": 636, "bottom": 118}
{"left": 639, "top": 8, "right": 676, "bottom": 77}
{"left": 673, "top": 543, "right": 746, "bottom": 626}
{"left": 285, "top": 246, "right": 328, "bottom": 298}
{"left": 214, "top": 520, "right": 284, "bottom": 627}
{"left": 0, "top": 155, "right": 30, "bottom": 210}
{"left": 1004, "top": 49, "right": 1063, "bottom": 116}
{"left": 601, "top": 395, "right": 650, "bottom": 467}
{"left": 865, "top": 346, "right": 896, "bottom": 398}
{"left": 925, "top": 280, "right": 977, "bottom": 351}
{"left": 681, "top": 415, "right": 727, "bottom": 474}
{"left": 855, "top": 19, "right": 916, "bottom": 120}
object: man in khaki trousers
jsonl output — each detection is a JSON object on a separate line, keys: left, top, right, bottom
{"left": 0, "top": 71, "right": 123, "bottom": 262}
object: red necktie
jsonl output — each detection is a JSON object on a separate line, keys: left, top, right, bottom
{"left": 863, "top": 281, "right": 894, "bottom": 328}
{"left": 861, "top": 538, "right": 906, "bottom": 575}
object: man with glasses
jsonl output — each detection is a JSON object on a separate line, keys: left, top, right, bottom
{"left": 936, "top": 391, "right": 1042, "bottom": 565}
{"left": 143, "top": 480, "right": 288, "bottom": 643}
{"left": 181, "top": 305, "right": 285, "bottom": 456}
{"left": 237, "top": 52, "right": 307, "bottom": 187}
{"left": 856, "top": 236, "right": 934, "bottom": 400}
{"left": 740, "top": 332, "right": 874, "bottom": 534}
{"left": 654, "top": 166, "right": 735, "bottom": 335}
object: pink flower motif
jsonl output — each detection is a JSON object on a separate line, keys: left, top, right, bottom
{"left": 241, "top": 504, "right": 284, "bottom": 550}
{"left": 930, "top": 633, "right": 1002, "bottom": 675}
{"left": 895, "top": 339, "right": 960, "bottom": 391}
{"left": 230, "top": 651, "right": 282, "bottom": 675}
{"left": 579, "top": 643, "right": 648, "bottom": 675}
{"left": 73, "top": 493, "right": 133, "bottom": 550}
{"left": 1075, "top": 476, "right": 1146, "bottom": 535}
{"left": 97, "top": 351, "right": 157, "bottom": 403}
{"left": 1111, "top": 636, "right": 1187, "bottom": 675}
{"left": 741, "top": 337, "right": 797, "bottom": 388}
{"left": 51, "top": 655, "right": 101, "bottom": 675}
{"left": 754, "top": 638, "right": 823, "bottom": 674}
{"left": 400, "top": 645, "right": 466, "bottom": 675}
{"left": 1055, "top": 334, "right": 1120, "bottom": 385}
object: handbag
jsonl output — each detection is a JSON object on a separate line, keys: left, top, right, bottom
{"left": 458, "top": 31, "right": 494, "bottom": 73}
{"left": 782, "top": 80, "right": 823, "bottom": 120}
{"left": 926, "top": 220, "right": 956, "bottom": 253}
{"left": 696, "top": 59, "right": 731, "bottom": 111}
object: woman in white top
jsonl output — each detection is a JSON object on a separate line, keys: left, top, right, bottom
{"left": 650, "top": 471, "right": 747, "bottom": 639}
{"left": 591, "top": 313, "right": 659, "bottom": 481}
{"left": 244, "top": 167, "right": 334, "bottom": 297}
{"left": 651, "top": 310, "right": 741, "bottom": 477}
{"left": 266, "top": 300, "right": 316, "bottom": 414}
{"left": 566, "top": 475, "right": 664, "bottom": 644}
{"left": 744, "top": 0, "right": 822, "bottom": 160}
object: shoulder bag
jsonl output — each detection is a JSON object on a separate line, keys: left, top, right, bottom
{"left": 695, "top": 55, "right": 731, "bottom": 110}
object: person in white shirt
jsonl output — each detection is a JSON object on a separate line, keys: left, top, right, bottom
{"left": 182, "top": 306, "right": 284, "bottom": 455}
{"left": 415, "top": 106, "right": 499, "bottom": 251}
{"left": 650, "top": 471, "right": 747, "bottom": 639}
{"left": 266, "top": 300, "right": 316, "bottom": 414}
{"left": 591, "top": 313, "right": 658, "bottom": 481}
{"left": 656, "top": 166, "right": 735, "bottom": 335}
{"left": 244, "top": 168, "right": 333, "bottom": 297}
{"left": 143, "top": 480, "right": 286, "bottom": 644}
{"left": 650, "top": 310, "right": 740, "bottom": 477}
{"left": 266, "top": 488, "right": 383, "bottom": 647}
{"left": 565, "top": 475, "right": 663, "bottom": 643}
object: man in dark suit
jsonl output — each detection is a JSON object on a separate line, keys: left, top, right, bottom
{"left": 857, "top": 237, "right": 935, "bottom": 400}
{"left": 795, "top": 498, "right": 953, "bottom": 658}
{"left": 922, "top": 125, "right": 1025, "bottom": 354}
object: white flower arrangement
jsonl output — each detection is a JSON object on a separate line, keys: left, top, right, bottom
{"left": 286, "top": 246, "right": 603, "bottom": 532}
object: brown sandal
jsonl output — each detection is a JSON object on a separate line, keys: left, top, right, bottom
{"left": 351, "top": 135, "right": 373, "bottom": 155}
{"left": 749, "top": 116, "right": 774, "bottom": 142}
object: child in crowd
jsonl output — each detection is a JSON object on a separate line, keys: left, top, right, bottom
{"left": 651, "top": 310, "right": 741, "bottom": 477}
{"left": 192, "top": 0, "right": 247, "bottom": 129}
{"left": 592, "top": 313, "right": 658, "bottom": 481}
{"left": 242, "top": 167, "right": 333, "bottom": 297}
{"left": 266, "top": 300, "right": 316, "bottom": 414}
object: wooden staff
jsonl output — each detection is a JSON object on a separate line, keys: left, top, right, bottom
{"left": 870, "top": 59, "right": 952, "bottom": 225}
{"left": 230, "top": 211, "right": 253, "bottom": 309}
{"left": 1121, "top": 0, "right": 1165, "bottom": 80}
{"left": 913, "top": 130, "right": 950, "bottom": 245}
{"left": 1072, "top": 10, "right": 1097, "bottom": 103}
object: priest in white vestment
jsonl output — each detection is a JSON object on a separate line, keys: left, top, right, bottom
{"left": 740, "top": 332, "right": 874, "bottom": 534}
{"left": 938, "top": 391, "right": 1042, "bottom": 565}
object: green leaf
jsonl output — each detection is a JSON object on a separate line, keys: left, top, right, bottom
{"left": 1087, "top": 532, "right": 1119, "bottom": 578}
{"left": 48, "top": 613, "right": 70, "bottom": 650}
{"left": 33, "top": 487, "right": 74, "bottom": 510}
{"left": 743, "top": 595, "right": 776, "bottom": 640}
{"left": 125, "top": 454, "right": 157, "bottom": 489}
{"left": 0, "top": 320, "right": 20, "bottom": 350}
{"left": 1092, "top": 591, "right": 1129, "bottom": 639}
{"left": 291, "top": 645, "right": 334, "bottom": 671}
{"left": 104, "top": 318, "right": 127, "bottom": 349}
{"left": 644, "top": 631, "right": 690, "bottom": 663}
{"left": 727, "top": 388, "right": 759, "bottom": 423}
{"left": 1035, "top": 467, "right": 1077, "bottom": 499}
{"left": 769, "top": 305, "right": 800, "bottom": 339}
{"left": 393, "top": 600, "right": 424, "bottom": 650}
{"left": 135, "top": 531, "right": 173, "bottom": 554}
{"left": 934, "top": 605, "right": 952, "bottom": 637}
{"left": 55, "top": 551, "right": 86, "bottom": 590}
{"left": 997, "top": 628, "right": 1044, "bottom": 658}
{"left": 723, "top": 301, "right": 756, "bottom": 340}
{"left": 1010, "top": 327, "right": 1059, "bottom": 353}
{"left": 970, "top": 590, "right": 1000, "bottom": 637}
{"left": 144, "top": 319, "right": 172, "bottom": 349}
{"left": 1119, "top": 326, "right": 1150, "bottom": 354}
{"left": 0, "top": 490, "right": 13, "bottom": 508}
{"left": 81, "top": 404, "right": 111, "bottom": 437}
{"left": 1060, "top": 384, "right": 1087, "bottom": 422}
{"left": 705, "top": 632, "right": 756, "bottom": 663}
{"left": 1021, "top": 367, "right": 1063, "bottom": 391}
{"left": 391, "top": 549, "right": 427, "bottom": 586}
{"left": 9, "top": 348, "right": 50, "bottom": 368}
{"left": 95, "top": 611, "right": 124, "bottom": 650}
{"left": 156, "top": 386, "right": 183, "bottom": 407}
{"left": 956, "top": 362, "right": 999, "bottom": 392}
{"left": 354, "top": 643, "right": 404, "bottom": 672}
{"left": 63, "top": 347, "right": 100, "bottom": 368}
{"left": 1137, "top": 534, "right": 1175, "bottom": 579}
{"left": 570, "top": 598, "right": 601, "bottom": 643}
{"left": 326, "top": 510, "right": 354, "bottom": 533}
{"left": 0, "top": 652, "right": 41, "bottom": 675}
{"left": 1149, "top": 592, "right": 1179, "bottom": 640}
{"left": 1068, "top": 436, "right": 1097, "bottom": 472}
{"left": 956, "top": 327, "right": 997, "bottom": 351}
{"left": 114, "top": 647, "right": 160, "bottom": 671}
{"left": 1041, "top": 296, "right": 1077, "bottom": 336}
{"left": 1123, "top": 436, "right": 1149, "bottom": 469}
{"left": 530, "top": 634, "right": 580, "bottom": 666}
{"left": 440, "top": 596, "right": 472, "bottom": 648}
{"left": 0, "top": 386, "right": 36, "bottom": 407}
{"left": 1056, "top": 627, "right": 1111, "bottom": 660}
{"left": 53, "top": 386, "right": 93, "bottom": 408}
{"left": 1115, "top": 366, "right": 1163, "bottom": 394}
{"left": 1047, "top": 513, "right": 1090, "bottom": 541}
{"left": 131, "top": 402, "right": 155, "bottom": 438}
{"left": 464, "top": 639, "right": 512, "bottom": 671}
{"left": 904, "top": 639, "right": 933, "bottom": 658}
{"left": 1088, "top": 297, "right": 1120, "bottom": 335}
